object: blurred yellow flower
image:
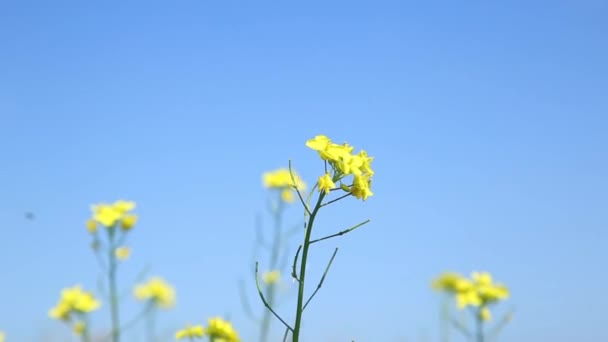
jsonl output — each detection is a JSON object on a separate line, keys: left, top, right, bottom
{"left": 262, "top": 270, "right": 281, "bottom": 285}
{"left": 90, "top": 200, "right": 137, "bottom": 229}
{"left": 175, "top": 324, "right": 205, "bottom": 340}
{"left": 86, "top": 219, "right": 97, "bottom": 234}
{"left": 49, "top": 285, "right": 101, "bottom": 322}
{"left": 432, "top": 271, "right": 510, "bottom": 321}
{"left": 479, "top": 307, "right": 492, "bottom": 321}
{"left": 115, "top": 247, "right": 130, "bottom": 261}
{"left": 0, "top": 331, "right": 5, "bottom": 342}
{"left": 263, "top": 168, "right": 307, "bottom": 203}
{"left": 206, "top": 317, "right": 240, "bottom": 342}
{"left": 317, "top": 173, "right": 335, "bottom": 194}
{"left": 134, "top": 277, "right": 176, "bottom": 309}
{"left": 121, "top": 214, "right": 138, "bottom": 230}
{"left": 73, "top": 321, "right": 86, "bottom": 336}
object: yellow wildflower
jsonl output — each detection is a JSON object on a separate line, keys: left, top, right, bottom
{"left": 262, "top": 270, "right": 281, "bottom": 285}
{"left": 350, "top": 174, "right": 373, "bottom": 201}
{"left": 479, "top": 306, "right": 492, "bottom": 321}
{"left": 175, "top": 324, "right": 205, "bottom": 340}
{"left": 206, "top": 317, "right": 240, "bottom": 342}
{"left": 115, "top": 247, "right": 131, "bottom": 261}
{"left": 317, "top": 173, "right": 335, "bottom": 194}
{"left": 49, "top": 285, "right": 101, "bottom": 322}
{"left": 306, "top": 135, "right": 375, "bottom": 201}
{"left": 73, "top": 321, "right": 86, "bottom": 336}
{"left": 263, "top": 168, "right": 307, "bottom": 203}
{"left": 0, "top": 331, "right": 5, "bottom": 342}
{"left": 86, "top": 219, "right": 97, "bottom": 234}
{"left": 90, "top": 200, "right": 137, "bottom": 228}
{"left": 121, "top": 214, "right": 138, "bottom": 230}
{"left": 134, "top": 277, "right": 176, "bottom": 309}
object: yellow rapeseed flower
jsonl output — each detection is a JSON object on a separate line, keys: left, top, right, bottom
{"left": 175, "top": 324, "right": 205, "bottom": 340}
{"left": 306, "top": 135, "right": 374, "bottom": 201}
{"left": 86, "top": 219, "right": 97, "bottom": 234}
{"left": 263, "top": 168, "right": 307, "bottom": 203}
{"left": 206, "top": 317, "right": 241, "bottom": 342}
{"left": 479, "top": 306, "right": 492, "bottom": 321}
{"left": 262, "top": 270, "right": 281, "bottom": 285}
{"left": 90, "top": 200, "right": 137, "bottom": 228}
{"left": 350, "top": 174, "right": 373, "bottom": 201}
{"left": 432, "top": 271, "right": 510, "bottom": 320}
{"left": 49, "top": 285, "right": 101, "bottom": 322}
{"left": 134, "top": 277, "right": 176, "bottom": 309}
{"left": 73, "top": 321, "right": 86, "bottom": 336}
{"left": 0, "top": 331, "right": 5, "bottom": 342}
{"left": 121, "top": 214, "right": 138, "bottom": 230}
{"left": 317, "top": 173, "right": 335, "bottom": 194}
{"left": 115, "top": 246, "right": 131, "bottom": 261}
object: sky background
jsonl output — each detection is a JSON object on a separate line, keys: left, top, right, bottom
{"left": 1, "top": 1, "right": 607, "bottom": 341}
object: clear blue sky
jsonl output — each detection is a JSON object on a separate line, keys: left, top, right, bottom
{"left": 1, "top": 1, "right": 607, "bottom": 341}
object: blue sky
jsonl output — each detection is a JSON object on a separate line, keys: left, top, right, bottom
{"left": 1, "top": 1, "right": 607, "bottom": 341}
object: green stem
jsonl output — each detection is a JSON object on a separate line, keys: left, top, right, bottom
{"left": 292, "top": 192, "right": 325, "bottom": 342}
{"left": 146, "top": 307, "right": 156, "bottom": 342}
{"left": 108, "top": 228, "right": 121, "bottom": 342}
{"left": 476, "top": 310, "right": 484, "bottom": 342}
{"left": 260, "top": 199, "right": 284, "bottom": 342}
{"left": 81, "top": 315, "right": 91, "bottom": 342}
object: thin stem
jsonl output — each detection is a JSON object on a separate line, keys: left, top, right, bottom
{"left": 476, "top": 310, "right": 484, "bottom": 342}
{"left": 302, "top": 247, "right": 338, "bottom": 311}
{"left": 291, "top": 245, "right": 302, "bottom": 283}
{"left": 146, "top": 306, "right": 156, "bottom": 342}
{"left": 102, "top": 302, "right": 153, "bottom": 341}
{"left": 259, "top": 198, "right": 284, "bottom": 342}
{"left": 288, "top": 160, "right": 311, "bottom": 216}
{"left": 81, "top": 315, "right": 91, "bottom": 342}
{"left": 320, "top": 193, "right": 351, "bottom": 207}
{"left": 488, "top": 309, "right": 514, "bottom": 341}
{"left": 292, "top": 192, "right": 325, "bottom": 342}
{"left": 108, "top": 228, "right": 121, "bottom": 342}
{"left": 255, "top": 262, "right": 293, "bottom": 332}
{"left": 310, "top": 220, "right": 370, "bottom": 244}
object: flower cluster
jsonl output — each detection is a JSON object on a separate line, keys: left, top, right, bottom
{"left": 87, "top": 200, "right": 138, "bottom": 231}
{"left": 48, "top": 285, "right": 101, "bottom": 336}
{"left": 175, "top": 317, "right": 240, "bottom": 341}
{"left": 432, "top": 271, "right": 509, "bottom": 321}
{"left": 134, "top": 277, "right": 176, "bottom": 309}
{"left": 306, "top": 135, "right": 374, "bottom": 201}
{"left": 263, "top": 168, "right": 307, "bottom": 203}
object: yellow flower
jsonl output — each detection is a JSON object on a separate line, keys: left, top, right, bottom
{"left": 431, "top": 272, "right": 466, "bottom": 292}
{"left": 262, "top": 270, "right": 281, "bottom": 285}
{"left": 121, "top": 214, "right": 138, "bottom": 230}
{"left": 206, "top": 317, "right": 241, "bottom": 342}
{"left": 73, "top": 321, "right": 86, "bottom": 336}
{"left": 306, "top": 135, "right": 375, "bottom": 201}
{"left": 350, "top": 174, "right": 373, "bottom": 201}
{"left": 317, "top": 173, "right": 335, "bottom": 194}
{"left": 134, "top": 277, "right": 176, "bottom": 309}
{"left": 90, "top": 200, "right": 137, "bottom": 228}
{"left": 432, "top": 271, "right": 510, "bottom": 316}
{"left": 175, "top": 324, "right": 205, "bottom": 340}
{"left": 49, "top": 285, "right": 101, "bottom": 322}
{"left": 479, "top": 306, "right": 492, "bottom": 321}
{"left": 86, "top": 219, "right": 97, "bottom": 234}
{"left": 306, "top": 135, "right": 355, "bottom": 163}
{"left": 115, "top": 247, "right": 131, "bottom": 261}
{"left": 0, "top": 331, "right": 5, "bottom": 342}
{"left": 263, "top": 168, "right": 307, "bottom": 203}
